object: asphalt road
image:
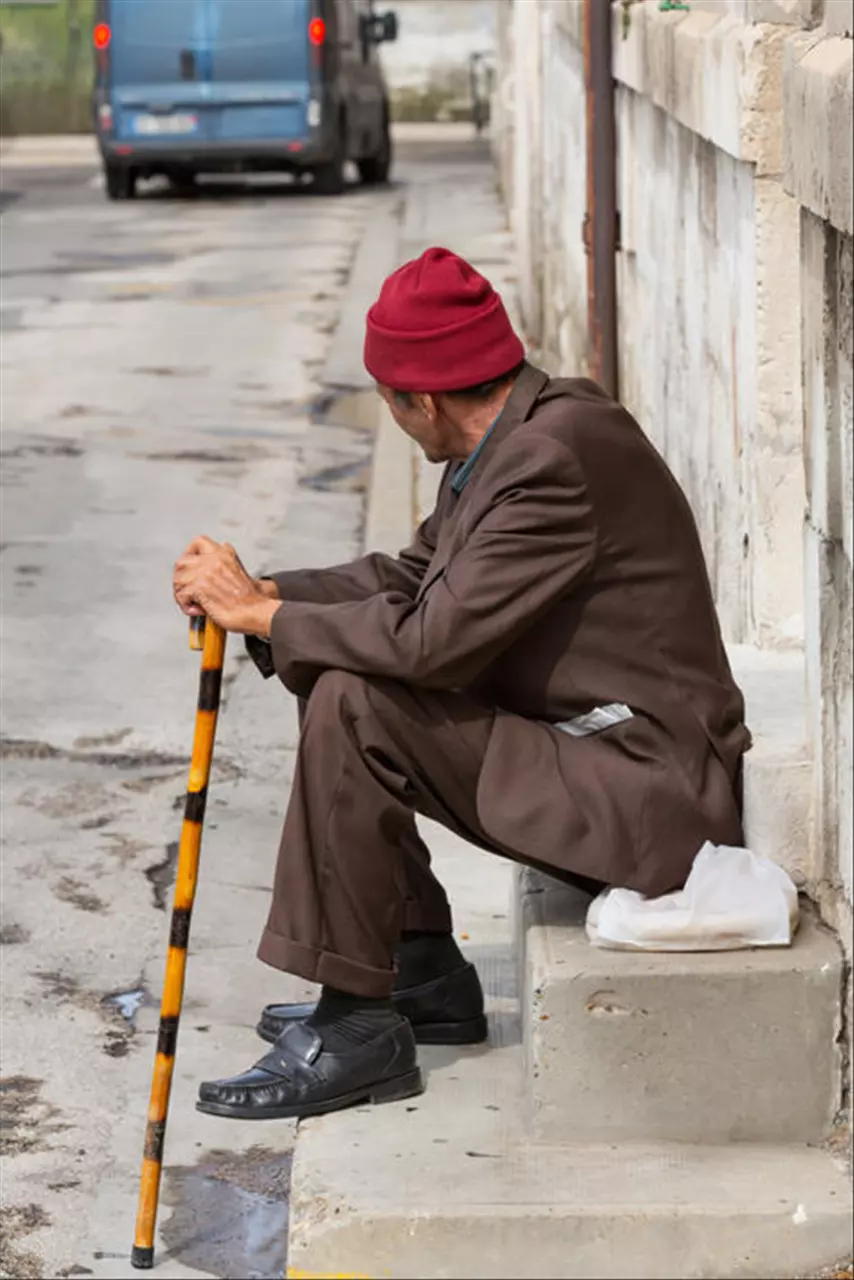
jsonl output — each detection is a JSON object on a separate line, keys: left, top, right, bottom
{"left": 0, "top": 128, "right": 499, "bottom": 1280}
{"left": 0, "top": 151, "right": 391, "bottom": 1280}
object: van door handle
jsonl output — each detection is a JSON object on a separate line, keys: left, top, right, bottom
{"left": 180, "top": 49, "right": 196, "bottom": 80}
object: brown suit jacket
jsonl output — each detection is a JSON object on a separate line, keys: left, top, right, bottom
{"left": 265, "top": 365, "right": 750, "bottom": 895}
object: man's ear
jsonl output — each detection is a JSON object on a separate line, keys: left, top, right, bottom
{"left": 414, "top": 393, "right": 438, "bottom": 421}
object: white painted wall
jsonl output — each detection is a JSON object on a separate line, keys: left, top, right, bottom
{"left": 616, "top": 88, "right": 805, "bottom": 650}
{"left": 539, "top": 0, "right": 588, "bottom": 373}
{"left": 510, "top": 0, "right": 544, "bottom": 340}
{"left": 493, "top": 0, "right": 853, "bottom": 929}
{"left": 617, "top": 93, "right": 758, "bottom": 645}
{"left": 801, "top": 211, "right": 854, "bottom": 921}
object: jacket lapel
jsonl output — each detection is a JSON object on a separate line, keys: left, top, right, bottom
{"left": 415, "top": 364, "right": 551, "bottom": 600}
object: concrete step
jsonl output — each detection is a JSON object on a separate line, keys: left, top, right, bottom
{"left": 287, "top": 825, "right": 851, "bottom": 1280}
{"left": 517, "top": 870, "right": 842, "bottom": 1146}
{"left": 513, "top": 642, "right": 837, "bottom": 1149}
{"left": 288, "top": 983, "right": 850, "bottom": 1280}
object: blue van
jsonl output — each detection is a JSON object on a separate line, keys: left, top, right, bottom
{"left": 92, "top": 0, "right": 397, "bottom": 199}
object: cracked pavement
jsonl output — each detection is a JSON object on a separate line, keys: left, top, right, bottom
{"left": 0, "top": 158, "right": 393, "bottom": 1280}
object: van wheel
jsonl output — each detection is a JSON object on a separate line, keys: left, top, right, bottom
{"left": 358, "top": 117, "right": 391, "bottom": 186}
{"left": 104, "top": 164, "right": 137, "bottom": 201}
{"left": 168, "top": 171, "right": 198, "bottom": 197}
{"left": 313, "top": 127, "right": 345, "bottom": 196}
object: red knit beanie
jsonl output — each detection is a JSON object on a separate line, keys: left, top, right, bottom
{"left": 364, "top": 246, "right": 525, "bottom": 392}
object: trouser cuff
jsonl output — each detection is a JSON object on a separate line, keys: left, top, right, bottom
{"left": 257, "top": 927, "right": 395, "bottom": 998}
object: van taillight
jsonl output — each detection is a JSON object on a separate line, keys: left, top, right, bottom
{"left": 308, "top": 17, "right": 326, "bottom": 46}
{"left": 93, "top": 22, "right": 111, "bottom": 50}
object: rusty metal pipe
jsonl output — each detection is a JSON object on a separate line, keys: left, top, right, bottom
{"left": 583, "top": 0, "right": 619, "bottom": 399}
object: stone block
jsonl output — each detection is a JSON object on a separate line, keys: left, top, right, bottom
{"left": 783, "top": 29, "right": 854, "bottom": 234}
{"left": 825, "top": 0, "right": 854, "bottom": 37}
{"left": 613, "top": 1, "right": 789, "bottom": 174}
{"left": 519, "top": 873, "right": 842, "bottom": 1145}
{"left": 747, "top": 0, "right": 823, "bottom": 24}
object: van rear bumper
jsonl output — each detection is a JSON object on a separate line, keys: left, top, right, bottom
{"left": 98, "top": 136, "right": 331, "bottom": 172}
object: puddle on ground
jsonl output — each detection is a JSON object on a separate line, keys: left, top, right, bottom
{"left": 102, "top": 987, "right": 146, "bottom": 1022}
{"left": 301, "top": 457, "right": 370, "bottom": 494}
{"left": 315, "top": 388, "right": 379, "bottom": 432}
{"left": 145, "top": 841, "right": 179, "bottom": 910}
{"left": 0, "top": 440, "right": 84, "bottom": 460}
{"left": 162, "top": 1146, "right": 291, "bottom": 1280}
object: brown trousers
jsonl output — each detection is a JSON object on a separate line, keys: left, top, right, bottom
{"left": 257, "top": 670, "right": 603, "bottom": 997}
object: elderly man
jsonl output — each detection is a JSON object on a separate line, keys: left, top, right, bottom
{"left": 173, "top": 246, "right": 750, "bottom": 1122}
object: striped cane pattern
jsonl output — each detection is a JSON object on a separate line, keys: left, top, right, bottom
{"left": 131, "top": 615, "right": 226, "bottom": 1270}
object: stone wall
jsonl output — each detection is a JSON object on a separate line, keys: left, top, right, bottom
{"left": 493, "top": 0, "right": 853, "bottom": 936}
{"left": 801, "top": 210, "right": 853, "bottom": 932}
{"left": 783, "top": 8, "right": 854, "bottom": 930}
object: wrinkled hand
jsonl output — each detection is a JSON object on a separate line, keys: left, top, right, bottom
{"left": 173, "top": 536, "right": 280, "bottom": 637}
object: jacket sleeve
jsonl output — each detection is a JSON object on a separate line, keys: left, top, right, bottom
{"left": 268, "top": 441, "right": 596, "bottom": 697}
{"left": 265, "top": 465, "right": 451, "bottom": 606}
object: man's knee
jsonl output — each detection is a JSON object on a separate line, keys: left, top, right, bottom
{"left": 306, "top": 668, "right": 374, "bottom": 721}
{"left": 305, "top": 670, "right": 417, "bottom": 743}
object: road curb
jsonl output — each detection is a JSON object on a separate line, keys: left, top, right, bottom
{"left": 323, "top": 186, "right": 416, "bottom": 555}
{"left": 363, "top": 398, "right": 416, "bottom": 556}
{"left": 321, "top": 191, "right": 402, "bottom": 391}
{"left": 0, "top": 134, "right": 99, "bottom": 168}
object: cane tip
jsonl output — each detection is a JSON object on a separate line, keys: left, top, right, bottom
{"left": 131, "top": 1245, "right": 154, "bottom": 1269}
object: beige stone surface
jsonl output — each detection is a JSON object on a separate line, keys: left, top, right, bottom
{"left": 800, "top": 210, "right": 854, "bottom": 924}
{"left": 613, "top": 2, "right": 790, "bottom": 175}
{"left": 520, "top": 873, "right": 842, "bottom": 1145}
{"left": 825, "top": 0, "right": 854, "bottom": 38}
{"left": 729, "top": 644, "right": 817, "bottom": 882}
{"left": 291, "top": 1098, "right": 852, "bottom": 1279}
{"left": 497, "top": 0, "right": 852, "bottom": 938}
{"left": 783, "top": 30, "right": 854, "bottom": 236}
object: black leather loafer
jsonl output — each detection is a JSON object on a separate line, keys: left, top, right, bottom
{"left": 257, "top": 962, "right": 488, "bottom": 1047}
{"left": 196, "top": 1018, "right": 423, "bottom": 1120}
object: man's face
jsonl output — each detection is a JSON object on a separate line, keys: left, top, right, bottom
{"left": 376, "top": 385, "right": 452, "bottom": 463}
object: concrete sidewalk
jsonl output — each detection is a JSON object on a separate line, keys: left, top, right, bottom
{"left": 0, "top": 134, "right": 99, "bottom": 167}
{"left": 0, "top": 122, "right": 485, "bottom": 170}
{"left": 287, "top": 134, "right": 852, "bottom": 1280}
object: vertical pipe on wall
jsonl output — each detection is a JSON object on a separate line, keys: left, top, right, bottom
{"left": 583, "top": 0, "right": 619, "bottom": 399}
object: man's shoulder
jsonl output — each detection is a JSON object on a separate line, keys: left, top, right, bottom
{"left": 520, "top": 374, "right": 642, "bottom": 456}
{"left": 540, "top": 374, "right": 615, "bottom": 406}
{"left": 535, "top": 374, "right": 631, "bottom": 425}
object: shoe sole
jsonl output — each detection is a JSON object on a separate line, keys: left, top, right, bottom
{"left": 405, "top": 1013, "right": 488, "bottom": 1045}
{"left": 255, "top": 1012, "right": 488, "bottom": 1048}
{"left": 195, "top": 1067, "right": 424, "bottom": 1121}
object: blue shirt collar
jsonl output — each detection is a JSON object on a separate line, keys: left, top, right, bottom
{"left": 451, "top": 414, "right": 500, "bottom": 495}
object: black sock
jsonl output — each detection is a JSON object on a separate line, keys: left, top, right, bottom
{"left": 305, "top": 986, "right": 398, "bottom": 1051}
{"left": 395, "top": 930, "right": 466, "bottom": 989}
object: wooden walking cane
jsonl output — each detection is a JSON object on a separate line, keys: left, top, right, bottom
{"left": 131, "top": 613, "right": 226, "bottom": 1270}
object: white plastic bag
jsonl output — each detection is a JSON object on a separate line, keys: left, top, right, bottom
{"left": 586, "top": 842, "right": 800, "bottom": 951}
